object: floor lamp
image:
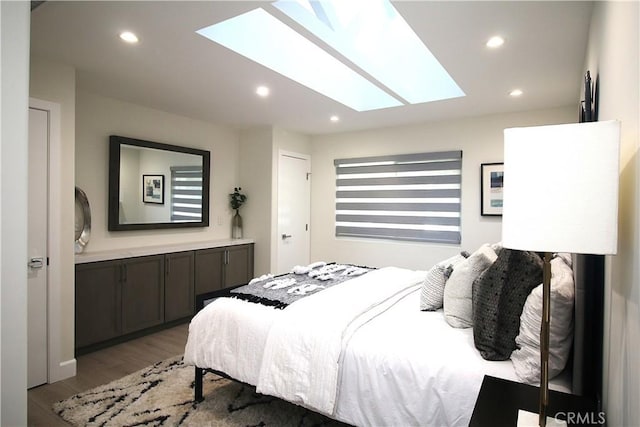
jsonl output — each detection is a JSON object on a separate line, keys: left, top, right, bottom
{"left": 501, "top": 120, "right": 620, "bottom": 427}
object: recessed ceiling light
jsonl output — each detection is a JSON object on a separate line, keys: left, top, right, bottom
{"left": 330, "top": 115, "right": 340, "bottom": 122}
{"left": 119, "top": 31, "right": 139, "bottom": 44}
{"left": 486, "top": 36, "right": 504, "bottom": 48}
{"left": 510, "top": 89, "right": 523, "bottom": 97}
{"left": 256, "top": 86, "right": 270, "bottom": 97}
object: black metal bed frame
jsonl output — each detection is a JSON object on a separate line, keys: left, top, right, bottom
{"left": 193, "top": 286, "right": 242, "bottom": 402}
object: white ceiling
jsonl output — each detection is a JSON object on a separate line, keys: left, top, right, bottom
{"left": 30, "top": 1, "right": 594, "bottom": 135}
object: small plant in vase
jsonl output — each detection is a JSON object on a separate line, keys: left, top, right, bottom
{"left": 229, "top": 187, "right": 247, "bottom": 239}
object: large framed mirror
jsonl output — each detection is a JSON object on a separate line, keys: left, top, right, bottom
{"left": 108, "top": 135, "right": 210, "bottom": 231}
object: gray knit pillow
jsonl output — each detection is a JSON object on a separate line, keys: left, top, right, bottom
{"left": 472, "top": 249, "right": 543, "bottom": 361}
{"left": 420, "top": 253, "right": 468, "bottom": 311}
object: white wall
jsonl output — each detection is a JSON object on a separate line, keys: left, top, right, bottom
{"left": 310, "top": 107, "right": 575, "bottom": 270}
{"left": 585, "top": 2, "right": 640, "bottom": 425}
{"left": 239, "top": 128, "right": 274, "bottom": 275}
{"left": 75, "top": 89, "right": 240, "bottom": 252}
{"left": 274, "top": 127, "right": 312, "bottom": 154}
{"left": 0, "top": 2, "right": 29, "bottom": 424}
{"left": 238, "top": 127, "right": 311, "bottom": 275}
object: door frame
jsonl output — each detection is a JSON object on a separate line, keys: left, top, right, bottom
{"left": 29, "top": 98, "right": 71, "bottom": 383}
{"left": 276, "top": 149, "right": 311, "bottom": 273}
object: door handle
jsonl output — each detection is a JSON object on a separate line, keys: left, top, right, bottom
{"left": 281, "top": 234, "right": 292, "bottom": 240}
{"left": 28, "top": 257, "right": 44, "bottom": 269}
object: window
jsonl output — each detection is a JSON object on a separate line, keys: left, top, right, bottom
{"left": 170, "top": 166, "right": 203, "bottom": 222}
{"left": 334, "top": 150, "right": 462, "bottom": 243}
{"left": 196, "top": 0, "right": 464, "bottom": 112}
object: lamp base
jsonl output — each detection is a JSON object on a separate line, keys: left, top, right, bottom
{"left": 517, "top": 410, "right": 567, "bottom": 427}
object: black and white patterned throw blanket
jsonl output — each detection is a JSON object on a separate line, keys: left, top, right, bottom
{"left": 230, "top": 262, "right": 375, "bottom": 309}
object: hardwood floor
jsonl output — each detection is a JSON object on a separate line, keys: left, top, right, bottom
{"left": 27, "top": 323, "right": 189, "bottom": 426}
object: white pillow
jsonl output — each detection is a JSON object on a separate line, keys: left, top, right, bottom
{"left": 443, "top": 244, "right": 497, "bottom": 328}
{"left": 490, "top": 241, "right": 503, "bottom": 253}
{"left": 511, "top": 254, "right": 575, "bottom": 383}
{"left": 420, "top": 253, "right": 467, "bottom": 311}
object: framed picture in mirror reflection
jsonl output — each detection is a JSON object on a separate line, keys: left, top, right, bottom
{"left": 143, "top": 174, "right": 164, "bottom": 204}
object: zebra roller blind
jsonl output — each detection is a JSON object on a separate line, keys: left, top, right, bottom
{"left": 170, "top": 166, "right": 203, "bottom": 221}
{"left": 334, "top": 150, "right": 462, "bottom": 243}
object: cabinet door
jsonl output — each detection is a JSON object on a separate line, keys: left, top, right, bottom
{"left": 75, "top": 260, "right": 121, "bottom": 348}
{"left": 194, "top": 248, "right": 225, "bottom": 295}
{"left": 121, "top": 255, "right": 165, "bottom": 334}
{"left": 225, "top": 244, "right": 254, "bottom": 287}
{"left": 165, "top": 251, "right": 194, "bottom": 322}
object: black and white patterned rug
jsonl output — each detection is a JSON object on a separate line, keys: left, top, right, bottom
{"left": 53, "top": 355, "right": 349, "bottom": 426}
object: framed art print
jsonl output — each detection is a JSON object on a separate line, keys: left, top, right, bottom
{"left": 481, "top": 163, "right": 504, "bottom": 216}
{"left": 143, "top": 174, "right": 164, "bottom": 204}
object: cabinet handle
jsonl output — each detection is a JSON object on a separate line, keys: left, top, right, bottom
{"left": 224, "top": 250, "right": 229, "bottom": 265}
{"left": 166, "top": 258, "right": 170, "bottom": 275}
{"left": 123, "top": 264, "right": 127, "bottom": 282}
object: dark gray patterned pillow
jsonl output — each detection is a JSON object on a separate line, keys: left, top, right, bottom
{"left": 472, "top": 249, "right": 543, "bottom": 360}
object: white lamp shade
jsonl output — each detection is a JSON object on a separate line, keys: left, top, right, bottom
{"left": 502, "top": 120, "right": 620, "bottom": 255}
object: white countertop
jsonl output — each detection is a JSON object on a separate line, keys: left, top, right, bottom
{"left": 75, "top": 238, "right": 254, "bottom": 264}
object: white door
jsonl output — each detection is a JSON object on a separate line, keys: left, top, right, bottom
{"left": 28, "top": 107, "right": 49, "bottom": 388}
{"left": 277, "top": 152, "right": 310, "bottom": 274}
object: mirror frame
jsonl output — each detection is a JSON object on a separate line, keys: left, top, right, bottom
{"left": 108, "top": 135, "right": 211, "bottom": 231}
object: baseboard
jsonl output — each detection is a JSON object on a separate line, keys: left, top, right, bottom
{"left": 49, "top": 358, "right": 77, "bottom": 383}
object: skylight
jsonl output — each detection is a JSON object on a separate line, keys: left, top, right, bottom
{"left": 196, "top": 0, "right": 464, "bottom": 112}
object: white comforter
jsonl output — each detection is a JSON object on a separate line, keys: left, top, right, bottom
{"left": 256, "top": 266, "right": 425, "bottom": 415}
{"left": 184, "top": 297, "right": 280, "bottom": 385}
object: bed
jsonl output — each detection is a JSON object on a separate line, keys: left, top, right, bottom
{"left": 183, "top": 248, "right": 602, "bottom": 427}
